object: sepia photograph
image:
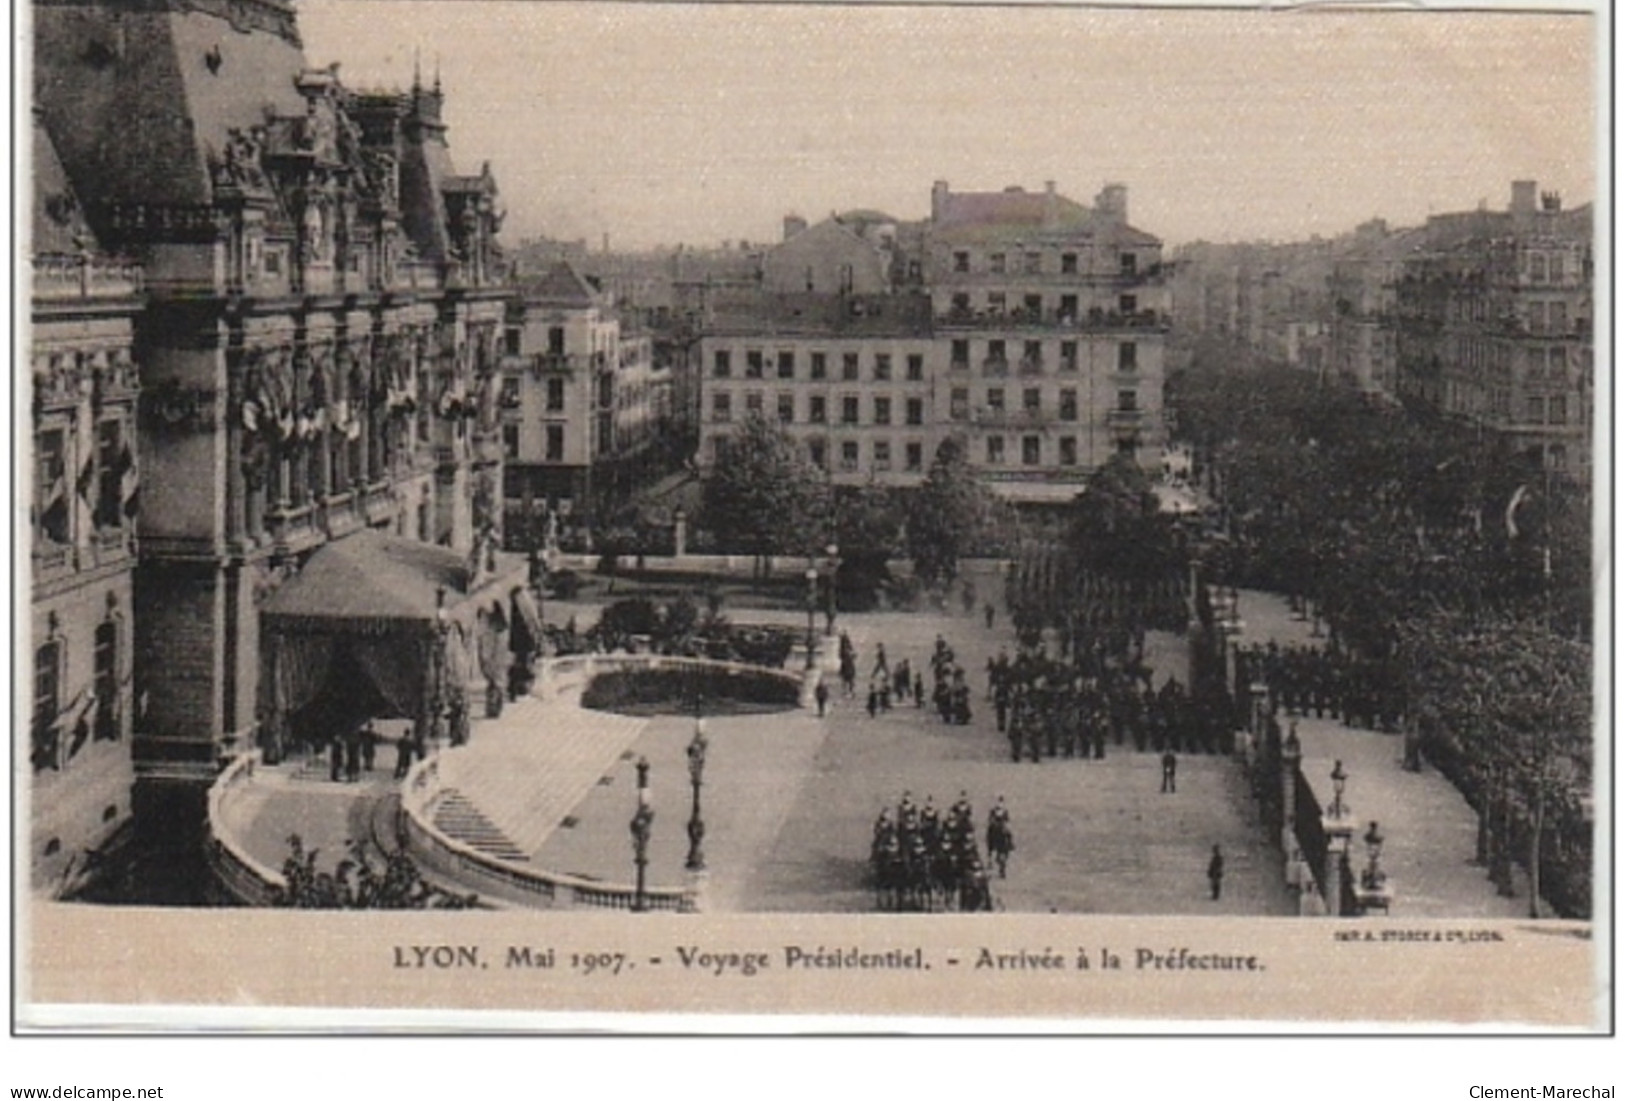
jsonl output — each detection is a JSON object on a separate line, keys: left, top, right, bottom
{"left": 13, "top": 0, "right": 1607, "bottom": 1041}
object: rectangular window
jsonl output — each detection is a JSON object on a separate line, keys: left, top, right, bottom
{"left": 1548, "top": 394, "right": 1567, "bottom": 425}
{"left": 840, "top": 440, "right": 860, "bottom": 472}
{"left": 1525, "top": 394, "right": 1545, "bottom": 423}
{"left": 504, "top": 328, "right": 522, "bottom": 356}
{"left": 501, "top": 423, "right": 520, "bottom": 459}
{"left": 547, "top": 377, "right": 566, "bottom": 411}
{"left": 989, "top": 253, "right": 1006, "bottom": 275}
{"left": 1024, "top": 252, "right": 1041, "bottom": 274}
{"left": 987, "top": 388, "right": 1005, "bottom": 412}
{"left": 1022, "top": 435, "right": 1041, "bottom": 465}
{"left": 548, "top": 326, "right": 566, "bottom": 355}
{"left": 1061, "top": 253, "right": 1078, "bottom": 274}
{"left": 874, "top": 440, "right": 891, "bottom": 470}
{"left": 1023, "top": 387, "right": 1041, "bottom": 412}
{"left": 951, "top": 339, "right": 970, "bottom": 368}
{"left": 1550, "top": 253, "right": 1565, "bottom": 283}
{"left": 905, "top": 442, "right": 923, "bottom": 472}
{"left": 36, "top": 428, "right": 68, "bottom": 545}
{"left": 874, "top": 354, "right": 892, "bottom": 381}
{"left": 874, "top": 397, "right": 892, "bottom": 425}
{"left": 810, "top": 352, "right": 828, "bottom": 380}
{"left": 1118, "top": 342, "right": 1138, "bottom": 371}
{"left": 1529, "top": 252, "right": 1548, "bottom": 283}
{"left": 777, "top": 393, "right": 795, "bottom": 424}
{"left": 1023, "top": 294, "right": 1042, "bottom": 318}
{"left": 498, "top": 376, "right": 522, "bottom": 410}
{"left": 745, "top": 350, "right": 765, "bottom": 379}
{"left": 1117, "top": 389, "right": 1138, "bottom": 411}
{"left": 1549, "top": 301, "right": 1568, "bottom": 333}
{"left": 1548, "top": 346, "right": 1567, "bottom": 381}
{"left": 951, "top": 292, "right": 971, "bottom": 316}
{"left": 1060, "top": 294, "right": 1078, "bottom": 321}
{"left": 32, "top": 641, "right": 61, "bottom": 773}
{"left": 906, "top": 354, "right": 924, "bottom": 381}
{"left": 95, "top": 419, "right": 124, "bottom": 529}
{"left": 777, "top": 350, "right": 795, "bottom": 379}
{"left": 1023, "top": 340, "right": 1043, "bottom": 367}
{"left": 1119, "top": 294, "right": 1138, "bottom": 315}
{"left": 986, "top": 436, "right": 1005, "bottom": 465}
{"left": 93, "top": 620, "right": 118, "bottom": 742}
{"left": 841, "top": 395, "right": 860, "bottom": 424}
{"left": 745, "top": 391, "right": 764, "bottom": 416}
{"left": 987, "top": 292, "right": 1007, "bottom": 315}
{"left": 712, "top": 392, "right": 732, "bottom": 422}
{"left": 953, "top": 251, "right": 970, "bottom": 273}
{"left": 809, "top": 438, "right": 827, "bottom": 469}
{"left": 842, "top": 353, "right": 860, "bottom": 381}
{"left": 987, "top": 339, "right": 1006, "bottom": 364}
{"left": 950, "top": 388, "right": 969, "bottom": 421}
{"left": 905, "top": 397, "right": 924, "bottom": 426}
{"left": 1059, "top": 436, "right": 1078, "bottom": 466}
{"left": 713, "top": 350, "right": 732, "bottom": 378}
{"left": 1119, "top": 252, "right": 1137, "bottom": 276}
{"left": 1060, "top": 341, "right": 1078, "bottom": 371}
{"left": 809, "top": 395, "right": 828, "bottom": 424}
{"left": 1059, "top": 388, "right": 1078, "bottom": 421}
{"left": 545, "top": 424, "right": 565, "bottom": 461}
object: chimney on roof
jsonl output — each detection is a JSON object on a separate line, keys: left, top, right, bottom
{"left": 1096, "top": 182, "right": 1128, "bottom": 225}
{"left": 1043, "top": 180, "right": 1058, "bottom": 230}
{"left": 783, "top": 214, "right": 808, "bottom": 242}
{"left": 1541, "top": 190, "right": 1562, "bottom": 213}
{"left": 931, "top": 179, "right": 949, "bottom": 222}
{"left": 1510, "top": 179, "right": 1537, "bottom": 215}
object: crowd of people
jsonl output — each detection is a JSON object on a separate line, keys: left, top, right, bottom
{"left": 869, "top": 790, "right": 1011, "bottom": 912}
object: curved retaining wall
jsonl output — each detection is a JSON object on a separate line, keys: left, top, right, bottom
{"left": 204, "top": 751, "right": 286, "bottom": 906}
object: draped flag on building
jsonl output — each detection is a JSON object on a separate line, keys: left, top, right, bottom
{"left": 116, "top": 440, "right": 138, "bottom": 522}
{"left": 1505, "top": 483, "right": 1531, "bottom": 539}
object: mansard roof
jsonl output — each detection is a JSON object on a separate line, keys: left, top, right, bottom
{"left": 31, "top": 112, "right": 101, "bottom": 256}
{"left": 519, "top": 261, "right": 601, "bottom": 307}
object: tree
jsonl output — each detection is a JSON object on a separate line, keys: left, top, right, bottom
{"left": 700, "top": 414, "right": 829, "bottom": 569}
{"left": 834, "top": 479, "right": 905, "bottom": 609}
{"left": 907, "top": 434, "right": 994, "bottom": 588}
{"left": 274, "top": 834, "right": 477, "bottom": 910}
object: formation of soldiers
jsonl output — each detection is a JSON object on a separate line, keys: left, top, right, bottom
{"left": 869, "top": 790, "right": 1007, "bottom": 912}
{"left": 1236, "top": 641, "right": 1403, "bottom": 733}
{"left": 989, "top": 647, "right": 1233, "bottom": 764}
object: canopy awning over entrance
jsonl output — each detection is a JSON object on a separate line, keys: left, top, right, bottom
{"left": 257, "top": 531, "right": 530, "bottom": 752}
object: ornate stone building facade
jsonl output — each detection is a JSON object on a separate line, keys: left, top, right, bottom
{"left": 33, "top": 0, "right": 510, "bottom": 808}
{"left": 29, "top": 113, "right": 144, "bottom": 894}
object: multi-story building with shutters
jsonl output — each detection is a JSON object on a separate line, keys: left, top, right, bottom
{"left": 697, "top": 181, "right": 1170, "bottom": 504}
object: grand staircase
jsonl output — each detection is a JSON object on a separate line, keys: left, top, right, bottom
{"left": 427, "top": 692, "right": 650, "bottom": 861}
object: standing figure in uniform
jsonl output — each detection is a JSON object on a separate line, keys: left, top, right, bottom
{"left": 1207, "top": 843, "right": 1225, "bottom": 900}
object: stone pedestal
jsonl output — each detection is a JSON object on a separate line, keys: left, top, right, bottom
{"left": 685, "top": 868, "right": 710, "bottom": 913}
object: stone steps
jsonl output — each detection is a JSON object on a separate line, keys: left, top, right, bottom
{"left": 432, "top": 789, "right": 530, "bottom": 863}
{"left": 443, "top": 691, "right": 650, "bottom": 858}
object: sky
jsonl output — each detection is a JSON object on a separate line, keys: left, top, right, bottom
{"left": 296, "top": 1, "right": 1598, "bottom": 250}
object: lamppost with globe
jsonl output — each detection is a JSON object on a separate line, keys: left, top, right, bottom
{"left": 1329, "top": 759, "right": 1348, "bottom": 820}
{"left": 685, "top": 720, "right": 708, "bottom": 871}
{"left": 1362, "top": 820, "right": 1386, "bottom": 889}
{"left": 804, "top": 567, "right": 819, "bottom": 668}
{"left": 823, "top": 543, "right": 839, "bottom": 635}
{"left": 629, "top": 756, "right": 653, "bottom": 912}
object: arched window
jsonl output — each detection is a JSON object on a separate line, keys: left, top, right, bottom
{"left": 93, "top": 611, "right": 120, "bottom": 743}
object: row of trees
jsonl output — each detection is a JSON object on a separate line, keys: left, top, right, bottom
{"left": 698, "top": 416, "right": 1017, "bottom": 596}
{"left": 1170, "top": 347, "right": 1594, "bottom": 916}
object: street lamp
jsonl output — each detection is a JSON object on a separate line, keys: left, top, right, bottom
{"left": 804, "top": 567, "right": 819, "bottom": 668}
{"left": 824, "top": 543, "right": 839, "bottom": 635}
{"left": 1362, "top": 819, "right": 1386, "bottom": 889}
{"left": 629, "top": 756, "right": 653, "bottom": 911}
{"left": 685, "top": 720, "right": 708, "bottom": 871}
{"left": 1329, "top": 759, "right": 1348, "bottom": 820}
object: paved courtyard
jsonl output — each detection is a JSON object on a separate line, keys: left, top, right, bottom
{"left": 220, "top": 567, "right": 1539, "bottom": 919}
